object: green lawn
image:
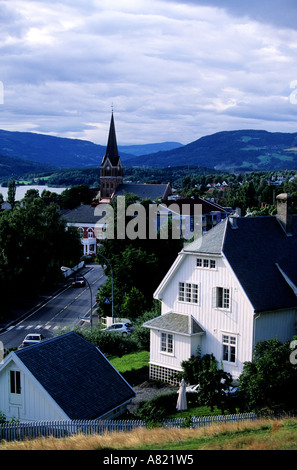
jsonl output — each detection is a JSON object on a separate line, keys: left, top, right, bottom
{"left": 109, "top": 350, "right": 150, "bottom": 373}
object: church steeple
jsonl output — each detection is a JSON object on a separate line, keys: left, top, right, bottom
{"left": 105, "top": 112, "right": 119, "bottom": 166}
{"left": 100, "top": 112, "right": 123, "bottom": 200}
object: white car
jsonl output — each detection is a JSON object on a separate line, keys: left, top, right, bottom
{"left": 21, "top": 334, "right": 45, "bottom": 347}
{"left": 103, "top": 322, "right": 133, "bottom": 336}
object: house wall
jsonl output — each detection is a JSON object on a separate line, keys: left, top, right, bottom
{"left": 158, "top": 253, "right": 255, "bottom": 379}
{"left": 0, "top": 359, "right": 68, "bottom": 422}
{"left": 254, "top": 308, "right": 297, "bottom": 345}
{"left": 149, "top": 329, "right": 191, "bottom": 372}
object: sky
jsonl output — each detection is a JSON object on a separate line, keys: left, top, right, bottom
{"left": 1, "top": 0, "right": 297, "bottom": 146}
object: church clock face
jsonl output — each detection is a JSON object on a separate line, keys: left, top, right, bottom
{"left": 106, "top": 165, "right": 110, "bottom": 170}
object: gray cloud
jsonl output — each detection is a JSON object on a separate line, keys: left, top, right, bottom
{"left": 0, "top": 0, "right": 296, "bottom": 146}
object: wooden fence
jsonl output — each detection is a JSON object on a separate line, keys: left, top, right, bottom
{"left": 0, "top": 413, "right": 259, "bottom": 442}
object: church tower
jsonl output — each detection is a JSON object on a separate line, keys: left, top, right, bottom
{"left": 100, "top": 112, "right": 123, "bottom": 200}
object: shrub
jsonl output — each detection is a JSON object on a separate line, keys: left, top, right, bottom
{"left": 136, "top": 392, "right": 177, "bottom": 421}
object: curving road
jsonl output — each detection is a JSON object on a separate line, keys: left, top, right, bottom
{"left": 0, "top": 264, "right": 107, "bottom": 350}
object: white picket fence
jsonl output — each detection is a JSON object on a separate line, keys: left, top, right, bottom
{"left": 0, "top": 413, "right": 259, "bottom": 442}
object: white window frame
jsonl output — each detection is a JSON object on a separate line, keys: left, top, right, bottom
{"left": 222, "top": 334, "right": 237, "bottom": 364}
{"left": 196, "top": 258, "right": 216, "bottom": 269}
{"left": 161, "top": 332, "right": 173, "bottom": 354}
{"left": 213, "top": 287, "right": 231, "bottom": 310}
{"left": 178, "top": 282, "right": 199, "bottom": 304}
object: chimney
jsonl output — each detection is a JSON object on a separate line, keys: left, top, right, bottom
{"left": 276, "top": 193, "right": 293, "bottom": 236}
{"left": 229, "top": 208, "right": 241, "bottom": 229}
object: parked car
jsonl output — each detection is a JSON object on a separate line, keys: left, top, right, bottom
{"left": 72, "top": 276, "right": 86, "bottom": 287}
{"left": 103, "top": 322, "right": 133, "bottom": 336}
{"left": 21, "top": 334, "right": 45, "bottom": 347}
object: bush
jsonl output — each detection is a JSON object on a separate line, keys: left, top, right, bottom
{"left": 136, "top": 392, "right": 177, "bottom": 421}
{"left": 78, "top": 327, "right": 138, "bottom": 357}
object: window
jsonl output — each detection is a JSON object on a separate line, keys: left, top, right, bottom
{"left": 161, "top": 333, "right": 173, "bottom": 354}
{"left": 214, "top": 287, "right": 230, "bottom": 309}
{"left": 197, "top": 258, "right": 216, "bottom": 269}
{"left": 178, "top": 282, "right": 198, "bottom": 303}
{"left": 10, "top": 370, "right": 21, "bottom": 394}
{"left": 222, "top": 335, "right": 236, "bottom": 363}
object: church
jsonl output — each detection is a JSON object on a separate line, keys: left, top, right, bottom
{"left": 99, "top": 112, "right": 172, "bottom": 202}
{"left": 63, "top": 112, "right": 173, "bottom": 255}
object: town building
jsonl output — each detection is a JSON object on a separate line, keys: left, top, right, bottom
{"left": 0, "top": 332, "right": 135, "bottom": 422}
{"left": 144, "top": 193, "right": 297, "bottom": 384}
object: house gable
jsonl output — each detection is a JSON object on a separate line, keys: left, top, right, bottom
{"left": 12, "top": 332, "right": 135, "bottom": 420}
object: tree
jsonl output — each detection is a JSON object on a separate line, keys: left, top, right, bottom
{"left": 96, "top": 194, "right": 184, "bottom": 319}
{"left": 239, "top": 338, "right": 297, "bottom": 413}
{"left": 60, "top": 184, "right": 92, "bottom": 210}
{"left": 0, "top": 197, "right": 82, "bottom": 315}
{"left": 179, "top": 351, "right": 233, "bottom": 413}
{"left": 6, "top": 180, "right": 16, "bottom": 208}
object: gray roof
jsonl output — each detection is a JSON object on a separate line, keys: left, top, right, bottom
{"left": 183, "top": 217, "right": 227, "bottom": 254}
{"left": 114, "top": 183, "right": 170, "bottom": 201}
{"left": 62, "top": 204, "right": 103, "bottom": 224}
{"left": 144, "top": 312, "right": 205, "bottom": 335}
{"left": 183, "top": 214, "right": 297, "bottom": 313}
{"left": 15, "top": 332, "right": 135, "bottom": 419}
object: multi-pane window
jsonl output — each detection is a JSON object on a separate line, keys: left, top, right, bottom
{"left": 178, "top": 282, "right": 198, "bottom": 303}
{"left": 10, "top": 370, "right": 21, "bottom": 394}
{"left": 196, "top": 258, "right": 216, "bottom": 269}
{"left": 161, "top": 333, "right": 173, "bottom": 354}
{"left": 214, "top": 287, "right": 230, "bottom": 309}
{"left": 222, "top": 335, "right": 236, "bottom": 363}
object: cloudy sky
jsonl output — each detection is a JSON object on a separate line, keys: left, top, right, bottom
{"left": 1, "top": 0, "right": 297, "bottom": 146}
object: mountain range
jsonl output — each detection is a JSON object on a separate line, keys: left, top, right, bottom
{"left": 124, "top": 129, "right": 297, "bottom": 171}
{"left": 0, "top": 128, "right": 297, "bottom": 178}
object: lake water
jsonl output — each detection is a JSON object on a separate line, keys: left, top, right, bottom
{"left": 0, "top": 185, "right": 66, "bottom": 201}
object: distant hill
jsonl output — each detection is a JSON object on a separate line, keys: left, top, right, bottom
{"left": 0, "top": 129, "right": 182, "bottom": 175}
{"left": 124, "top": 129, "right": 297, "bottom": 171}
{"left": 118, "top": 142, "right": 183, "bottom": 156}
{"left": 0, "top": 153, "right": 56, "bottom": 179}
{"left": 0, "top": 128, "right": 297, "bottom": 177}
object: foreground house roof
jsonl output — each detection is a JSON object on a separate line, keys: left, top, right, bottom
{"left": 14, "top": 332, "right": 135, "bottom": 420}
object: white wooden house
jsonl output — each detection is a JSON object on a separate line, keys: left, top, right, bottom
{"left": 144, "top": 194, "right": 297, "bottom": 383}
{"left": 0, "top": 332, "right": 135, "bottom": 422}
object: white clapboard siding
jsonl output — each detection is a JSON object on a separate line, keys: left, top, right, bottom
{"left": 158, "top": 252, "right": 255, "bottom": 378}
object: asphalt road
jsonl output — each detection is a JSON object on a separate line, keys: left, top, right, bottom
{"left": 0, "top": 264, "right": 107, "bottom": 350}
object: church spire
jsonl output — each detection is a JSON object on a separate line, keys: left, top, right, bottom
{"left": 105, "top": 112, "right": 119, "bottom": 166}
{"left": 100, "top": 112, "right": 123, "bottom": 200}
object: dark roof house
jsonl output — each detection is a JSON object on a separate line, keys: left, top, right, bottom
{"left": 144, "top": 193, "right": 297, "bottom": 383}
{"left": 0, "top": 332, "right": 135, "bottom": 422}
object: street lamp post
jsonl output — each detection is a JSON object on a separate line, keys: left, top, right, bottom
{"left": 96, "top": 253, "right": 114, "bottom": 324}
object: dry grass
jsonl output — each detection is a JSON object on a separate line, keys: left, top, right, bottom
{"left": 0, "top": 418, "right": 296, "bottom": 451}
